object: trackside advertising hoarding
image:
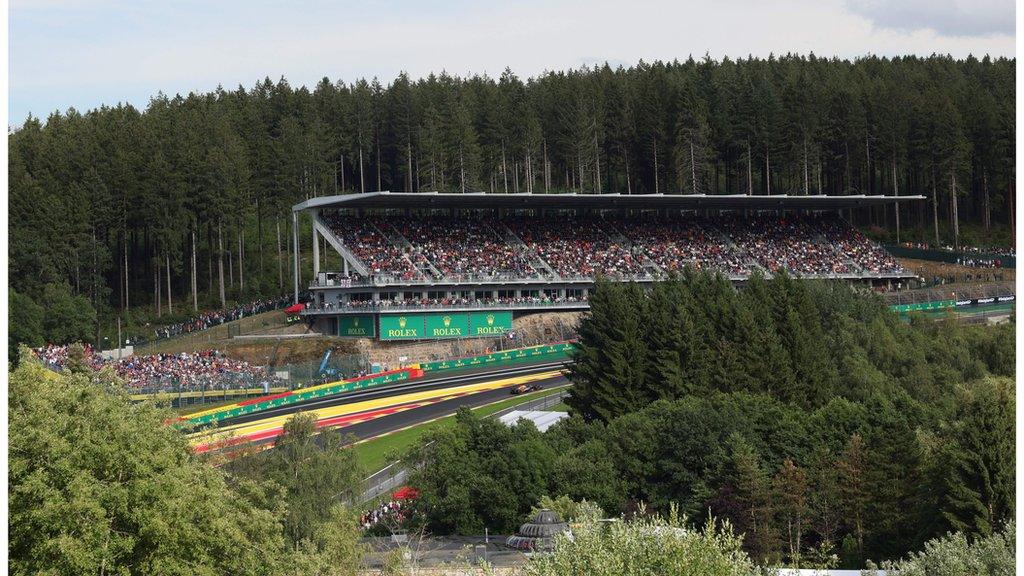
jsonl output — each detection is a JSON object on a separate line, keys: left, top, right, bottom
{"left": 338, "top": 315, "right": 376, "bottom": 337}
{"left": 379, "top": 311, "right": 513, "bottom": 341}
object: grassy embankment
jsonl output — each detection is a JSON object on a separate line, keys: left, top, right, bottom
{"left": 352, "top": 385, "right": 570, "bottom": 472}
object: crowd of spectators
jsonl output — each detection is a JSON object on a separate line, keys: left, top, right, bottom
{"left": 901, "top": 241, "right": 1015, "bottom": 257}
{"left": 719, "top": 215, "right": 853, "bottom": 276}
{"left": 309, "top": 294, "right": 588, "bottom": 311}
{"left": 385, "top": 217, "right": 539, "bottom": 280}
{"left": 615, "top": 218, "right": 754, "bottom": 276}
{"left": 322, "top": 211, "right": 906, "bottom": 281}
{"left": 821, "top": 220, "right": 905, "bottom": 274}
{"left": 360, "top": 499, "right": 409, "bottom": 530}
{"left": 322, "top": 213, "right": 421, "bottom": 280}
{"left": 33, "top": 345, "right": 281, "bottom": 393}
{"left": 33, "top": 343, "right": 105, "bottom": 371}
{"left": 505, "top": 217, "right": 646, "bottom": 278}
{"left": 152, "top": 295, "right": 292, "bottom": 341}
{"left": 110, "top": 350, "right": 282, "bottom": 392}
{"left": 955, "top": 257, "right": 1007, "bottom": 268}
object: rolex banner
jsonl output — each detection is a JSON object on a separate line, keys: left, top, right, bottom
{"left": 378, "top": 311, "right": 513, "bottom": 341}
{"left": 425, "top": 313, "right": 470, "bottom": 338}
{"left": 468, "top": 311, "right": 512, "bottom": 336}
{"left": 338, "top": 315, "right": 376, "bottom": 337}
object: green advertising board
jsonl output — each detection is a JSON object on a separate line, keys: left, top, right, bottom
{"left": 338, "top": 315, "right": 376, "bottom": 337}
{"left": 890, "top": 300, "right": 956, "bottom": 314}
{"left": 379, "top": 315, "right": 424, "bottom": 340}
{"left": 379, "top": 311, "right": 514, "bottom": 341}
{"left": 425, "top": 313, "right": 470, "bottom": 338}
{"left": 468, "top": 311, "right": 512, "bottom": 336}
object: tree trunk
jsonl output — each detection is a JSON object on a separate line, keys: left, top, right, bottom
{"left": 983, "top": 169, "right": 991, "bottom": 232}
{"left": 124, "top": 233, "right": 130, "bottom": 311}
{"left": 155, "top": 256, "right": 162, "bottom": 317}
{"left": 893, "top": 157, "right": 900, "bottom": 243}
{"left": 543, "top": 140, "right": 550, "bottom": 193}
{"left": 238, "top": 228, "right": 244, "bottom": 294}
{"left": 1009, "top": 176, "right": 1016, "bottom": 242}
{"left": 407, "top": 141, "right": 414, "bottom": 192}
{"left": 690, "top": 142, "right": 698, "bottom": 194}
{"left": 951, "top": 173, "right": 960, "bottom": 250}
{"left": 624, "top": 149, "right": 632, "bottom": 195}
{"left": 803, "top": 137, "right": 809, "bottom": 195}
{"left": 257, "top": 197, "right": 264, "bottom": 275}
{"left": 459, "top": 147, "right": 466, "bottom": 193}
{"left": 218, "top": 222, "right": 226, "bottom": 308}
{"left": 359, "top": 148, "right": 366, "bottom": 193}
{"left": 277, "top": 218, "right": 284, "bottom": 290}
{"left": 502, "top": 143, "right": 509, "bottom": 193}
{"left": 228, "top": 229, "right": 234, "bottom": 288}
{"left": 765, "top": 144, "right": 771, "bottom": 195}
{"left": 594, "top": 133, "right": 601, "bottom": 194}
{"left": 652, "top": 139, "right": 659, "bottom": 194}
{"left": 166, "top": 253, "right": 172, "bottom": 315}
{"left": 932, "top": 172, "right": 940, "bottom": 245}
{"left": 747, "top": 141, "right": 753, "bottom": 195}
{"left": 191, "top": 229, "right": 198, "bottom": 311}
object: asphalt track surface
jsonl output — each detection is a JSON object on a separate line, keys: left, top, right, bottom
{"left": 205, "top": 360, "right": 570, "bottom": 429}
{"left": 190, "top": 361, "right": 571, "bottom": 452}
{"left": 336, "top": 371, "right": 569, "bottom": 442}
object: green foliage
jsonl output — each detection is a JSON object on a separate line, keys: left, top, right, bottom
{"left": 9, "top": 359, "right": 285, "bottom": 575}
{"left": 8, "top": 55, "right": 1016, "bottom": 340}
{"left": 223, "top": 412, "right": 365, "bottom": 545}
{"left": 531, "top": 495, "right": 605, "bottom": 523}
{"left": 38, "top": 282, "right": 97, "bottom": 346}
{"left": 940, "top": 378, "right": 1015, "bottom": 537}
{"left": 9, "top": 359, "right": 367, "bottom": 575}
{"left": 570, "top": 273, "right": 1011, "bottom": 421}
{"left": 520, "top": 512, "right": 760, "bottom": 576}
{"left": 406, "top": 272, "right": 1015, "bottom": 566}
{"left": 9, "top": 289, "right": 44, "bottom": 363}
{"left": 867, "top": 522, "right": 1015, "bottom": 576}
{"left": 403, "top": 408, "right": 558, "bottom": 535}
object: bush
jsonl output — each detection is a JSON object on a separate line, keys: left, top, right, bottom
{"left": 866, "top": 522, "right": 1014, "bottom": 576}
{"left": 520, "top": 509, "right": 761, "bottom": 576}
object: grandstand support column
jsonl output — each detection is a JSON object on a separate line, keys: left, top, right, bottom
{"left": 292, "top": 210, "right": 300, "bottom": 304}
{"left": 312, "top": 209, "right": 321, "bottom": 280}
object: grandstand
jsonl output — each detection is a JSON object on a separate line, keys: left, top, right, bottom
{"left": 292, "top": 192, "right": 923, "bottom": 341}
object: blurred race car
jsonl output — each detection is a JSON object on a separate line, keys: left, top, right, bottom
{"left": 511, "top": 383, "right": 543, "bottom": 395}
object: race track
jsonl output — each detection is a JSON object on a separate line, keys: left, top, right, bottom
{"left": 189, "top": 364, "right": 570, "bottom": 453}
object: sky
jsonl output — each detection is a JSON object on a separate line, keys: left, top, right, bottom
{"left": 8, "top": 0, "right": 1016, "bottom": 127}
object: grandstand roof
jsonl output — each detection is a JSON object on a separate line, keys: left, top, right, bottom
{"left": 293, "top": 191, "right": 925, "bottom": 212}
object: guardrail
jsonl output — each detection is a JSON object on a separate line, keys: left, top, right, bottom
{"left": 179, "top": 342, "right": 577, "bottom": 428}
{"left": 180, "top": 367, "right": 422, "bottom": 428}
{"left": 417, "top": 341, "right": 575, "bottom": 374}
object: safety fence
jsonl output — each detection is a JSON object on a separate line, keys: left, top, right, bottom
{"left": 130, "top": 386, "right": 289, "bottom": 405}
{"left": 890, "top": 295, "right": 1015, "bottom": 315}
{"left": 180, "top": 367, "right": 422, "bottom": 428}
{"left": 178, "top": 341, "right": 577, "bottom": 428}
{"left": 417, "top": 341, "right": 576, "bottom": 374}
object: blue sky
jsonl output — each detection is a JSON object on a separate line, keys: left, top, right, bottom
{"left": 9, "top": 0, "right": 1015, "bottom": 127}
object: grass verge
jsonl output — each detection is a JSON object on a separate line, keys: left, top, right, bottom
{"left": 352, "top": 386, "right": 569, "bottom": 472}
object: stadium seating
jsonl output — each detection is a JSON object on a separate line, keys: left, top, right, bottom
{"left": 322, "top": 210, "right": 905, "bottom": 280}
